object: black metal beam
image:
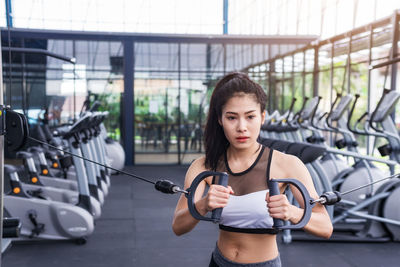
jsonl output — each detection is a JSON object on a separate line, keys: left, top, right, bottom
{"left": 0, "top": 28, "right": 317, "bottom": 45}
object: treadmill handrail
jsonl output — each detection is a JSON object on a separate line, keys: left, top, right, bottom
{"left": 310, "top": 96, "right": 332, "bottom": 132}
{"left": 285, "top": 97, "right": 297, "bottom": 123}
{"left": 362, "top": 118, "right": 400, "bottom": 141}
{"left": 369, "top": 89, "right": 391, "bottom": 133}
{"left": 347, "top": 94, "right": 367, "bottom": 135}
{"left": 325, "top": 93, "right": 341, "bottom": 131}
{"left": 291, "top": 97, "right": 309, "bottom": 127}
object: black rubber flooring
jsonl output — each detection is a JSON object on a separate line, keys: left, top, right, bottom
{"left": 2, "top": 165, "right": 400, "bottom": 267}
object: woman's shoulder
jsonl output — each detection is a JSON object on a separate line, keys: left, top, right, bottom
{"left": 271, "top": 149, "right": 306, "bottom": 177}
{"left": 185, "top": 156, "right": 206, "bottom": 179}
{"left": 188, "top": 156, "right": 206, "bottom": 171}
{"left": 270, "top": 148, "right": 298, "bottom": 161}
{"left": 185, "top": 156, "right": 213, "bottom": 185}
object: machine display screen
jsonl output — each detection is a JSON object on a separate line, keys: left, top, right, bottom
{"left": 330, "top": 95, "right": 353, "bottom": 121}
{"left": 372, "top": 91, "right": 400, "bottom": 122}
{"left": 301, "top": 97, "right": 319, "bottom": 120}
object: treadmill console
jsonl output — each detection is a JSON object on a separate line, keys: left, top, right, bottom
{"left": 300, "top": 97, "right": 319, "bottom": 120}
{"left": 329, "top": 95, "right": 353, "bottom": 121}
{"left": 372, "top": 90, "right": 400, "bottom": 123}
{"left": 65, "top": 113, "right": 92, "bottom": 138}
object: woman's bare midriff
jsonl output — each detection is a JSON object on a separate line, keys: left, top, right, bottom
{"left": 217, "top": 230, "right": 279, "bottom": 263}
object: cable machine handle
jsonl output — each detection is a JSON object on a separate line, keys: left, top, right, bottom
{"left": 211, "top": 173, "right": 229, "bottom": 222}
{"left": 268, "top": 179, "right": 284, "bottom": 228}
{"left": 185, "top": 171, "right": 229, "bottom": 223}
{"left": 267, "top": 178, "right": 315, "bottom": 230}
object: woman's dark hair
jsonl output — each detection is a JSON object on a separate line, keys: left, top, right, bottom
{"left": 203, "top": 72, "right": 267, "bottom": 170}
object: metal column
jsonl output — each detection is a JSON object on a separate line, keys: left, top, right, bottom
{"left": 269, "top": 61, "right": 276, "bottom": 112}
{"left": 0, "top": 36, "right": 4, "bottom": 266}
{"left": 329, "top": 43, "right": 334, "bottom": 147}
{"left": 367, "top": 25, "right": 374, "bottom": 155}
{"left": 281, "top": 58, "right": 285, "bottom": 111}
{"left": 346, "top": 34, "right": 352, "bottom": 94}
{"left": 122, "top": 40, "right": 134, "bottom": 165}
{"left": 313, "top": 47, "right": 319, "bottom": 96}
{"left": 223, "top": 0, "right": 229, "bottom": 34}
{"left": 291, "top": 55, "right": 295, "bottom": 98}
{"left": 390, "top": 10, "right": 399, "bottom": 91}
{"left": 177, "top": 44, "right": 181, "bottom": 164}
{"left": 302, "top": 51, "right": 306, "bottom": 98}
{"left": 5, "top": 0, "right": 12, "bottom": 28}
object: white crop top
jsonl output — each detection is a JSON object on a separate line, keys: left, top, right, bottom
{"left": 220, "top": 189, "right": 274, "bottom": 228}
{"left": 214, "top": 146, "right": 278, "bottom": 234}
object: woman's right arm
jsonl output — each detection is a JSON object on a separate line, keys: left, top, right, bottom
{"left": 172, "top": 157, "right": 233, "bottom": 236}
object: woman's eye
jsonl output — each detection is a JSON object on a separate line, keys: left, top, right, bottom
{"left": 227, "top": 116, "right": 236, "bottom": 120}
{"left": 248, "top": 115, "right": 255, "bottom": 119}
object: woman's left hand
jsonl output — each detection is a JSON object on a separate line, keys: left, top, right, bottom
{"left": 265, "top": 192, "right": 301, "bottom": 223}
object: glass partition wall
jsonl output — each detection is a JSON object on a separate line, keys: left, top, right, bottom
{"left": 1, "top": 37, "right": 123, "bottom": 134}
{"left": 2, "top": 29, "right": 314, "bottom": 164}
{"left": 248, "top": 11, "right": 400, "bottom": 158}
{"left": 133, "top": 42, "right": 281, "bottom": 164}
{"left": 2, "top": 9, "right": 399, "bottom": 165}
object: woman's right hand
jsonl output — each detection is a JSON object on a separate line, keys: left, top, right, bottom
{"left": 202, "top": 185, "right": 234, "bottom": 212}
{"left": 173, "top": 158, "right": 233, "bottom": 235}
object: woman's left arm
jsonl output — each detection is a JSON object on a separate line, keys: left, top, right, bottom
{"left": 267, "top": 155, "right": 333, "bottom": 239}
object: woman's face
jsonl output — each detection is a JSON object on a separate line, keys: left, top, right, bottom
{"left": 219, "top": 93, "right": 265, "bottom": 150}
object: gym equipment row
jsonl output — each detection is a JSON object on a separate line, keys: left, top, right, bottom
{"left": 1, "top": 108, "right": 126, "bottom": 254}
{"left": 0, "top": 104, "right": 351, "bottom": 256}
{"left": 259, "top": 89, "right": 400, "bottom": 243}
{"left": 2, "top": 89, "right": 399, "bottom": 259}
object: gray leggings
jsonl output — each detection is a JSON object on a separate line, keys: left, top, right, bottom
{"left": 209, "top": 245, "right": 282, "bottom": 267}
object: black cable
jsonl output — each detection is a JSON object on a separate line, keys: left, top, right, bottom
{"left": 27, "top": 136, "right": 156, "bottom": 185}
{"left": 312, "top": 172, "right": 400, "bottom": 205}
{"left": 340, "top": 173, "right": 400, "bottom": 196}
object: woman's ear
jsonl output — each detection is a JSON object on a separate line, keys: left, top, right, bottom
{"left": 261, "top": 110, "right": 266, "bottom": 126}
{"left": 218, "top": 118, "right": 222, "bottom": 126}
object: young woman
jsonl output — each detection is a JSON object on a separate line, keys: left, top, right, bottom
{"left": 172, "top": 72, "right": 333, "bottom": 267}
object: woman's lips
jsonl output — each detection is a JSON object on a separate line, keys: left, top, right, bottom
{"left": 236, "top": 137, "right": 249, "bottom": 142}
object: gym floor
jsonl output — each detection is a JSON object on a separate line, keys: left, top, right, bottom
{"left": 2, "top": 165, "right": 399, "bottom": 267}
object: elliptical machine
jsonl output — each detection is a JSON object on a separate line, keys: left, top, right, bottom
{"left": 2, "top": 111, "right": 96, "bottom": 243}
{"left": 81, "top": 98, "right": 125, "bottom": 173}
{"left": 345, "top": 89, "right": 400, "bottom": 240}
{"left": 4, "top": 164, "right": 95, "bottom": 243}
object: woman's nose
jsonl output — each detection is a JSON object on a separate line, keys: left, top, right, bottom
{"left": 237, "top": 118, "right": 247, "bottom": 132}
